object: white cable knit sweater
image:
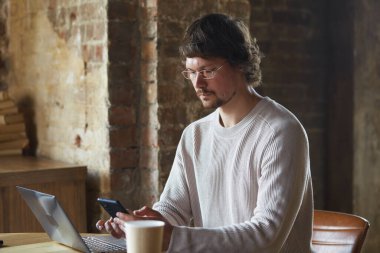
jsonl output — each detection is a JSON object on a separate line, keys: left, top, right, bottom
{"left": 153, "top": 97, "right": 314, "bottom": 253}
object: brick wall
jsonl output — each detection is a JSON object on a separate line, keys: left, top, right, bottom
{"left": 107, "top": 0, "right": 141, "bottom": 211}
{"left": 3, "top": 1, "right": 379, "bottom": 245}
{"left": 3, "top": 0, "right": 328, "bottom": 230}
{"left": 250, "top": 0, "right": 328, "bottom": 208}
{"left": 157, "top": 0, "right": 251, "bottom": 191}
{"left": 107, "top": 0, "right": 160, "bottom": 211}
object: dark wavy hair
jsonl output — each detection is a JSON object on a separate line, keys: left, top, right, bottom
{"left": 179, "top": 13, "right": 262, "bottom": 88}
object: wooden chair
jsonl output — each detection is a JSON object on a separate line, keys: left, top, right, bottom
{"left": 312, "top": 210, "right": 370, "bottom": 253}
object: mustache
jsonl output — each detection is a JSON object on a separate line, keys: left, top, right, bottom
{"left": 196, "top": 89, "right": 214, "bottom": 96}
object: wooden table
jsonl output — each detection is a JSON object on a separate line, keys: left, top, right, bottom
{"left": 0, "top": 232, "right": 51, "bottom": 246}
{"left": 0, "top": 155, "right": 87, "bottom": 232}
{"left": 0, "top": 233, "right": 103, "bottom": 252}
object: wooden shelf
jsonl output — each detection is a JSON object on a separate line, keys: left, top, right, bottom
{"left": 0, "top": 155, "right": 87, "bottom": 233}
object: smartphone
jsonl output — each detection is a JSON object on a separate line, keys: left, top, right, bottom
{"left": 97, "top": 197, "right": 129, "bottom": 218}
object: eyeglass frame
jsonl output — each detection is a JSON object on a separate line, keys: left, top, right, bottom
{"left": 181, "top": 62, "right": 226, "bottom": 81}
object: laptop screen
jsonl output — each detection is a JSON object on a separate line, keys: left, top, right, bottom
{"left": 16, "top": 186, "right": 91, "bottom": 252}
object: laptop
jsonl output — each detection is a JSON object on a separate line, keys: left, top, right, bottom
{"left": 16, "top": 186, "right": 126, "bottom": 253}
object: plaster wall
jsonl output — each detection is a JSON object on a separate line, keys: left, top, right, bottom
{"left": 6, "top": 0, "right": 110, "bottom": 228}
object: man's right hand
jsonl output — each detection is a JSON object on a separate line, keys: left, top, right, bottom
{"left": 96, "top": 217, "right": 126, "bottom": 239}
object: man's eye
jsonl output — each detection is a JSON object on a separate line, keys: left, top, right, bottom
{"left": 202, "top": 70, "right": 213, "bottom": 77}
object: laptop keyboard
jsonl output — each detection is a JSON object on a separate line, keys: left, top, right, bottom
{"left": 83, "top": 236, "right": 126, "bottom": 253}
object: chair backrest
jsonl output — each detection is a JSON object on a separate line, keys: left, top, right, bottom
{"left": 312, "top": 210, "right": 370, "bottom": 253}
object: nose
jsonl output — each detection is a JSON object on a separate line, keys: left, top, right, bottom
{"left": 193, "top": 72, "right": 206, "bottom": 89}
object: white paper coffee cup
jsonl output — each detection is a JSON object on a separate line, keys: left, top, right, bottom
{"left": 124, "top": 220, "right": 165, "bottom": 253}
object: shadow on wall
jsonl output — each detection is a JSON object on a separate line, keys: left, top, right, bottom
{"left": 18, "top": 96, "right": 37, "bottom": 156}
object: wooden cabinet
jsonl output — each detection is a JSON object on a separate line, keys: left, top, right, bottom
{"left": 0, "top": 155, "right": 87, "bottom": 232}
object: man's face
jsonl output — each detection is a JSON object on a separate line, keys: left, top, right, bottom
{"left": 184, "top": 57, "right": 241, "bottom": 109}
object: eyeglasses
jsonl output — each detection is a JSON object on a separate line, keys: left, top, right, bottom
{"left": 181, "top": 63, "right": 225, "bottom": 80}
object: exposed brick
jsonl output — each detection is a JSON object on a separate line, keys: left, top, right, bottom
{"left": 161, "top": 38, "right": 182, "bottom": 58}
{"left": 140, "top": 147, "right": 158, "bottom": 169}
{"left": 48, "top": 0, "right": 58, "bottom": 10}
{"left": 2, "top": 0, "right": 335, "bottom": 233}
{"left": 109, "top": 106, "right": 136, "bottom": 126}
{"left": 158, "top": 106, "right": 187, "bottom": 125}
{"left": 264, "top": 55, "right": 324, "bottom": 71}
{"left": 264, "top": 40, "right": 326, "bottom": 56}
{"left": 92, "top": 22, "right": 106, "bottom": 41}
{"left": 108, "top": 21, "right": 139, "bottom": 64}
{"left": 141, "top": 61, "right": 156, "bottom": 83}
{"left": 0, "top": 21, "right": 5, "bottom": 36}
{"left": 272, "top": 10, "right": 312, "bottom": 26}
{"left": 158, "top": 147, "right": 177, "bottom": 177}
{"left": 262, "top": 69, "right": 324, "bottom": 84}
{"left": 145, "top": 0, "right": 158, "bottom": 8}
{"left": 157, "top": 84, "right": 185, "bottom": 104}
{"left": 251, "top": 8, "right": 272, "bottom": 24}
{"left": 250, "top": 24, "right": 272, "bottom": 41}
{"left": 93, "top": 44, "right": 105, "bottom": 62}
{"left": 110, "top": 167, "right": 140, "bottom": 201}
{"left": 140, "top": 7, "right": 157, "bottom": 38}
{"left": 158, "top": 60, "right": 183, "bottom": 82}
{"left": 141, "top": 39, "right": 156, "bottom": 62}
{"left": 110, "top": 148, "right": 139, "bottom": 169}
{"left": 142, "top": 83, "right": 157, "bottom": 104}
{"left": 225, "top": 1, "right": 251, "bottom": 18}
{"left": 158, "top": 125, "right": 183, "bottom": 147}
{"left": 140, "top": 104, "right": 159, "bottom": 126}
{"left": 109, "top": 127, "right": 138, "bottom": 148}
{"left": 158, "top": 20, "right": 183, "bottom": 39}
{"left": 108, "top": 0, "right": 136, "bottom": 21}
{"left": 158, "top": 0, "right": 197, "bottom": 18}
{"left": 108, "top": 63, "right": 139, "bottom": 86}
{"left": 80, "top": 2, "right": 104, "bottom": 21}
{"left": 300, "top": 113, "right": 326, "bottom": 129}
{"left": 251, "top": 0, "right": 265, "bottom": 8}
{"left": 108, "top": 83, "right": 138, "bottom": 106}
{"left": 182, "top": 84, "right": 199, "bottom": 103}
{"left": 140, "top": 167, "right": 159, "bottom": 192}
{"left": 141, "top": 126, "right": 158, "bottom": 148}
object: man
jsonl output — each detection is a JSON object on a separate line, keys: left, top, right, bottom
{"left": 97, "top": 13, "right": 314, "bottom": 252}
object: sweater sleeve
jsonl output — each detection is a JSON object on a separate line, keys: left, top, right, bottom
{"left": 153, "top": 143, "right": 193, "bottom": 226}
{"left": 155, "top": 121, "right": 311, "bottom": 253}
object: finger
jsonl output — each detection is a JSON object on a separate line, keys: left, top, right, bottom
{"left": 110, "top": 220, "right": 124, "bottom": 238}
{"left": 114, "top": 218, "right": 126, "bottom": 233}
{"left": 104, "top": 218, "right": 123, "bottom": 237}
{"left": 116, "top": 211, "right": 136, "bottom": 221}
{"left": 133, "top": 206, "right": 149, "bottom": 215}
{"left": 96, "top": 220, "right": 105, "bottom": 231}
{"left": 113, "top": 217, "right": 125, "bottom": 227}
{"left": 134, "top": 206, "right": 160, "bottom": 217}
{"left": 104, "top": 220, "right": 114, "bottom": 234}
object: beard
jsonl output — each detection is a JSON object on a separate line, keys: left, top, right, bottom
{"left": 196, "top": 88, "right": 236, "bottom": 109}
